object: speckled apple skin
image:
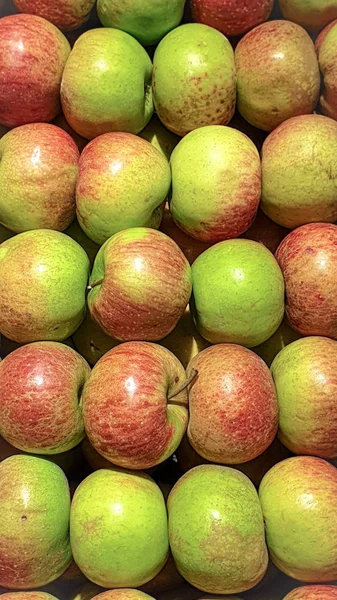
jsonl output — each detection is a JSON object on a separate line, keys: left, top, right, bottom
{"left": 13, "top": 0, "right": 95, "bottom": 30}
{"left": 191, "top": 0, "right": 273, "bottom": 37}
{"left": 235, "top": 20, "right": 320, "bottom": 132}
{"left": 0, "top": 14, "right": 70, "bottom": 128}
{"left": 0, "top": 124, "right": 79, "bottom": 233}
{"left": 0, "top": 455, "right": 71, "bottom": 588}
{"left": 279, "top": 0, "right": 337, "bottom": 32}
{"left": 191, "top": 239, "right": 285, "bottom": 347}
{"left": 1, "top": 594, "right": 60, "bottom": 600}
{"left": 317, "top": 22, "right": 337, "bottom": 122}
{"left": 70, "top": 469, "right": 169, "bottom": 588}
{"left": 76, "top": 133, "right": 171, "bottom": 245}
{"left": 275, "top": 223, "right": 337, "bottom": 338}
{"left": 168, "top": 465, "right": 268, "bottom": 594}
{"left": 283, "top": 585, "right": 337, "bottom": 599}
{"left": 61, "top": 28, "right": 153, "bottom": 140}
{"left": 92, "top": 590, "right": 154, "bottom": 600}
{"left": 0, "top": 229, "right": 90, "bottom": 343}
{"left": 152, "top": 23, "right": 236, "bottom": 136}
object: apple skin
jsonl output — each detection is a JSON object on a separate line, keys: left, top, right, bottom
{"left": 152, "top": 23, "right": 236, "bottom": 136}
{"left": 0, "top": 595, "right": 60, "bottom": 600}
{"left": 0, "top": 123, "right": 79, "bottom": 233}
{"left": 191, "top": 239, "right": 285, "bottom": 347}
{"left": 92, "top": 592, "right": 154, "bottom": 600}
{"left": 82, "top": 342, "right": 188, "bottom": 469}
{"left": 283, "top": 586, "right": 337, "bottom": 599}
{"left": 53, "top": 113, "right": 88, "bottom": 152}
{"left": 170, "top": 125, "right": 261, "bottom": 243}
{"left": 279, "top": 0, "right": 337, "bottom": 32}
{"left": 61, "top": 28, "right": 153, "bottom": 140}
{"left": 0, "top": 229, "right": 90, "bottom": 343}
{"left": 88, "top": 227, "right": 192, "bottom": 342}
{"left": 261, "top": 115, "right": 337, "bottom": 229}
{"left": 275, "top": 223, "right": 337, "bottom": 338}
{"left": 259, "top": 456, "right": 337, "bottom": 582}
{"left": 97, "top": 0, "right": 185, "bottom": 46}
{"left": 191, "top": 0, "right": 273, "bottom": 37}
{"left": 168, "top": 465, "right": 268, "bottom": 594}
{"left": 0, "top": 455, "right": 71, "bottom": 588}
{"left": 317, "top": 21, "right": 337, "bottom": 122}
{"left": 76, "top": 132, "right": 171, "bottom": 245}
{"left": 0, "top": 341, "right": 90, "bottom": 454}
{"left": 70, "top": 468, "right": 169, "bottom": 588}
{"left": 0, "top": 14, "right": 70, "bottom": 128}
{"left": 241, "top": 209, "right": 289, "bottom": 254}
{"left": 235, "top": 20, "right": 320, "bottom": 132}
{"left": 12, "top": 0, "right": 96, "bottom": 30}
{"left": 139, "top": 115, "right": 180, "bottom": 160}
{"left": 160, "top": 205, "right": 213, "bottom": 265}
{"left": 254, "top": 318, "right": 302, "bottom": 367}
{"left": 187, "top": 344, "right": 278, "bottom": 464}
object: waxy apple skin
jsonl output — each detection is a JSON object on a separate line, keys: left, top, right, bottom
{"left": 170, "top": 125, "right": 261, "bottom": 243}
{"left": 259, "top": 457, "right": 337, "bottom": 582}
{"left": 275, "top": 223, "right": 337, "bottom": 338}
{"left": 13, "top": 0, "right": 95, "bottom": 30}
{"left": 88, "top": 228, "right": 192, "bottom": 342}
{"left": 0, "top": 455, "right": 71, "bottom": 588}
{"left": 0, "top": 594, "right": 60, "bottom": 600}
{"left": 92, "top": 591, "right": 154, "bottom": 600}
{"left": 283, "top": 586, "right": 337, "bottom": 599}
{"left": 0, "top": 123, "right": 79, "bottom": 233}
{"left": 279, "top": 0, "right": 337, "bottom": 32}
{"left": 168, "top": 465, "right": 268, "bottom": 594}
{"left": 0, "top": 342, "right": 90, "bottom": 454}
{"left": 76, "top": 132, "right": 171, "bottom": 245}
{"left": 191, "top": 0, "right": 273, "bottom": 37}
{"left": 235, "top": 20, "right": 320, "bottom": 132}
{"left": 0, "top": 14, "right": 70, "bottom": 128}
{"left": 152, "top": 23, "right": 236, "bottom": 136}
{"left": 61, "top": 28, "right": 153, "bottom": 140}
{"left": 70, "top": 468, "right": 169, "bottom": 588}
{"left": 317, "top": 22, "right": 337, "bottom": 122}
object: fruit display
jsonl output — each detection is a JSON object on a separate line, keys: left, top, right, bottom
{"left": 2, "top": 1, "right": 337, "bottom": 599}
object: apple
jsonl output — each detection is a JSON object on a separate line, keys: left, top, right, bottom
{"left": 283, "top": 586, "right": 337, "bottom": 599}
{"left": 97, "top": 0, "right": 186, "bottom": 46}
{"left": 92, "top": 592, "right": 154, "bottom": 600}
{"left": 191, "top": 0, "right": 273, "bottom": 37}
{"left": 53, "top": 112, "right": 88, "bottom": 152}
{"left": 259, "top": 456, "right": 337, "bottom": 581}
{"left": 235, "top": 20, "right": 320, "bottom": 131}
{"left": 317, "top": 21, "right": 337, "bottom": 122}
{"left": 170, "top": 125, "right": 261, "bottom": 243}
{"left": 0, "top": 123, "right": 79, "bottom": 233}
{"left": 88, "top": 227, "right": 192, "bottom": 341}
{"left": 70, "top": 468, "right": 169, "bottom": 587}
{"left": 279, "top": 0, "right": 337, "bottom": 32}
{"left": 0, "top": 595, "right": 60, "bottom": 600}
{"left": 139, "top": 115, "right": 180, "bottom": 160}
{"left": 168, "top": 465, "right": 268, "bottom": 594}
{"left": 254, "top": 318, "right": 302, "bottom": 367}
{"left": 275, "top": 223, "right": 337, "bottom": 338}
{"left": 82, "top": 341, "right": 189, "bottom": 469}
{"left": 0, "top": 455, "right": 71, "bottom": 588}
{"left": 76, "top": 132, "right": 171, "bottom": 245}
{"left": 160, "top": 205, "right": 213, "bottom": 265}
{"left": 0, "top": 14, "right": 70, "bottom": 127}
{"left": 241, "top": 209, "right": 289, "bottom": 254}
{"left": 12, "top": 0, "right": 96, "bottom": 30}
{"left": 152, "top": 23, "right": 236, "bottom": 136}
{"left": 61, "top": 28, "right": 153, "bottom": 140}
{"left": 191, "top": 239, "right": 285, "bottom": 346}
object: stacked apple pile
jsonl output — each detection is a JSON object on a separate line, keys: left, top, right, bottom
{"left": 2, "top": 1, "right": 337, "bottom": 599}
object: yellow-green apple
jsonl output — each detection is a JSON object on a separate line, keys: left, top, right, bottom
{"left": 191, "top": 239, "right": 285, "bottom": 346}
{"left": 70, "top": 468, "right": 169, "bottom": 587}
{"left": 160, "top": 205, "right": 213, "bottom": 265}
{"left": 317, "top": 21, "right": 337, "bottom": 121}
{"left": 168, "top": 465, "right": 268, "bottom": 594}
{"left": 235, "top": 20, "right": 320, "bottom": 132}
{"left": 92, "top": 592, "right": 154, "bottom": 600}
{"left": 275, "top": 223, "right": 337, "bottom": 338}
{"left": 187, "top": 344, "right": 278, "bottom": 464}
{"left": 53, "top": 112, "right": 88, "bottom": 152}
{"left": 241, "top": 209, "right": 289, "bottom": 254}
{"left": 0, "top": 123, "right": 79, "bottom": 233}
{"left": 261, "top": 115, "right": 337, "bottom": 228}
{"left": 139, "top": 115, "right": 179, "bottom": 160}
{"left": 76, "top": 132, "right": 171, "bottom": 245}
{"left": 97, "top": 0, "right": 186, "bottom": 46}
{"left": 191, "top": 0, "right": 273, "bottom": 37}
{"left": 0, "top": 14, "right": 70, "bottom": 127}
{"left": 82, "top": 342, "right": 189, "bottom": 469}
{"left": 0, "top": 341, "right": 90, "bottom": 454}
{"left": 88, "top": 228, "right": 192, "bottom": 341}
{"left": 152, "top": 23, "right": 236, "bottom": 136}
{"left": 271, "top": 336, "right": 337, "bottom": 458}
{"left": 72, "top": 312, "right": 119, "bottom": 365}
{"left": 0, "top": 455, "right": 71, "bottom": 588}
{"left": 279, "top": 0, "right": 337, "bottom": 31}
{"left": 254, "top": 318, "right": 302, "bottom": 366}
{"left": 61, "top": 28, "right": 153, "bottom": 139}
{"left": 170, "top": 125, "right": 261, "bottom": 243}
{"left": 12, "top": 0, "right": 96, "bottom": 30}
{"left": 0, "top": 229, "right": 89, "bottom": 343}
{"left": 283, "top": 586, "right": 337, "bottom": 599}
{"left": 315, "top": 19, "right": 337, "bottom": 52}
{"left": 0, "top": 595, "right": 60, "bottom": 600}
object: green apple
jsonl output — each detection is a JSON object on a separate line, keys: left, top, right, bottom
{"left": 0, "top": 229, "right": 89, "bottom": 343}
{"left": 61, "top": 28, "right": 153, "bottom": 140}
{"left": 70, "top": 468, "right": 169, "bottom": 587}
{"left": 191, "top": 239, "right": 285, "bottom": 346}
{"left": 139, "top": 115, "right": 179, "bottom": 160}
{"left": 92, "top": 591, "right": 154, "bottom": 600}
{"left": 97, "top": 0, "right": 186, "bottom": 46}
{"left": 0, "top": 594, "right": 60, "bottom": 600}
{"left": 168, "top": 465, "right": 268, "bottom": 594}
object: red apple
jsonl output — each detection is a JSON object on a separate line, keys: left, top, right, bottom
{"left": 283, "top": 586, "right": 337, "bottom": 599}
{"left": 13, "top": 0, "right": 96, "bottom": 31}
{"left": 0, "top": 14, "right": 71, "bottom": 127}
{"left": 241, "top": 209, "right": 289, "bottom": 254}
{"left": 82, "top": 342, "right": 189, "bottom": 470}
{"left": 275, "top": 223, "right": 337, "bottom": 338}
{"left": 191, "top": 0, "right": 274, "bottom": 37}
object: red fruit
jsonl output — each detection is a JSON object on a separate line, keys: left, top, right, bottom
{"left": 191, "top": 0, "right": 274, "bottom": 37}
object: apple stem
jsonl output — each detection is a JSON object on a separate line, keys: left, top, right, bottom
{"left": 168, "top": 369, "right": 198, "bottom": 400}
{"left": 87, "top": 279, "right": 104, "bottom": 291}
